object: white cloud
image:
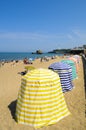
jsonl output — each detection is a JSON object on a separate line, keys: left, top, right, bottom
{"left": 72, "top": 29, "right": 86, "bottom": 39}
{"left": 0, "top": 30, "right": 86, "bottom": 47}
{"left": 0, "top": 32, "right": 67, "bottom": 41}
{"left": 67, "top": 34, "right": 73, "bottom": 40}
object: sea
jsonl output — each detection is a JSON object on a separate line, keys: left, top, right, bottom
{"left": 0, "top": 52, "right": 64, "bottom": 62}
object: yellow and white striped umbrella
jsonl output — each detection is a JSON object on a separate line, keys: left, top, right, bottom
{"left": 15, "top": 68, "right": 70, "bottom": 128}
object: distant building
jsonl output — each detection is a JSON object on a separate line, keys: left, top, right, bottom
{"left": 83, "top": 45, "right": 86, "bottom": 49}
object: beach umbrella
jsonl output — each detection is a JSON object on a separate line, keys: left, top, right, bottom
{"left": 68, "top": 57, "right": 79, "bottom": 72}
{"left": 15, "top": 68, "right": 70, "bottom": 128}
{"left": 48, "top": 62, "right": 74, "bottom": 92}
{"left": 61, "top": 60, "right": 78, "bottom": 80}
{"left": 73, "top": 55, "right": 80, "bottom": 64}
{"left": 29, "top": 58, "right": 33, "bottom": 62}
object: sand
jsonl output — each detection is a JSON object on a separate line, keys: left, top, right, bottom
{"left": 0, "top": 56, "right": 86, "bottom": 130}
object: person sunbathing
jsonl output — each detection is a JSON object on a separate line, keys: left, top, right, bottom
{"left": 23, "top": 58, "right": 33, "bottom": 64}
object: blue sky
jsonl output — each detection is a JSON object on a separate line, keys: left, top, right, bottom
{"left": 0, "top": 0, "right": 86, "bottom": 52}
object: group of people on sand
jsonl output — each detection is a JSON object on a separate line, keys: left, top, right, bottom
{"left": 23, "top": 57, "right": 33, "bottom": 64}
{"left": 40, "top": 56, "right": 57, "bottom": 62}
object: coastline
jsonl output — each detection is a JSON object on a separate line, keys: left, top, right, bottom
{"left": 0, "top": 55, "right": 85, "bottom": 130}
{"left": 0, "top": 52, "right": 63, "bottom": 62}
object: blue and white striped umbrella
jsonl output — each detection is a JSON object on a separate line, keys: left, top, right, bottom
{"left": 48, "top": 62, "right": 74, "bottom": 92}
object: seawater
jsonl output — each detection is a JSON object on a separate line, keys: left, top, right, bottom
{"left": 0, "top": 52, "right": 63, "bottom": 61}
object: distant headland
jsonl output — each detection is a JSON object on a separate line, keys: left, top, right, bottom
{"left": 32, "top": 50, "right": 43, "bottom": 54}
{"left": 32, "top": 45, "right": 86, "bottom": 55}
{"left": 48, "top": 48, "right": 84, "bottom": 55}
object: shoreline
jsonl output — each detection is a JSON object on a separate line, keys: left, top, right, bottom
{"left": 0, "top": 52, "right": 65, "bottom": 62}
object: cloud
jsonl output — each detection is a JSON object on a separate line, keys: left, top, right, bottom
{"left": 0, "top": 31, "right": 69, "bottom": 39}
{"left": 67, "top": 34, "right": 73, "bottom": 40}
{"left": 0, "top": 32, "right": 37, "bottom": 39}
{"left": 72, "top": 30, "right": 82, "bottom": 37}
{"left": 72, "top": 29, "right": 86, "bottom": 39}
{"left": 65, "top": 29, "right": 86, "bottom": 45}
{"left": 0, "top": 30, "right": 86, "bottom": 47}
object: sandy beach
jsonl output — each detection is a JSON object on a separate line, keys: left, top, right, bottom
{"left": 0, "top": 56, "right": 86, "bottom": 130}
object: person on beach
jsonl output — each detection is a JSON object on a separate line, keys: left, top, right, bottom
{"left": 23, "top": 57, "right": 33, "bottom": 64}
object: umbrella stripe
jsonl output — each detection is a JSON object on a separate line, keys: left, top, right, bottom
{"left": 21, "top": 83, "right": 61, "bottom": 91}
{"left": 16, "top": 104, "right": 67, "bottom": 115}
{"left": 19, "top": 90, "right": 62, "bottom": 99}
{"left": 16, "top": 101, "right": 66, "bottom": 112}
{"left": 24, "top": 77, "right": 59, "bottom": 81}
{"left": 16, "top": 107, "right": 69, "bottom": 117}
{"left": 21, "top": 80, "right": 60, "bottom": 87}
{"left": 61, "top": 85, "right": 73, "bottom": 88}
{"left": 20, "top": 85, "right": 62, "bottom": 94}
{"left": 16, "top": 114, "right": 68, "bottom": 122}
{"left": 17, "top": 98, "right": 65, "bottom": 107}
{"left": 60, "top": 79, "right": 72, "bottom": 83}
{"left": 55, "top": 71, "right": 72, "bottom": 74}
{"left": 60, "top": 74, "right": 72, "bottom": 77}
{"left": 25, "top": 71, "right": 59, "bottom": 77}
{"left": 18, "top": 93, "right": 63, "bottom": 101}
{"left": 22, "top": 77, "right": 60, "bottom": 82}
{"left": 51, "top": 69, "right": 72, "bottom": 72}
{"left": 54, "top": 71, "right": 72, "bottom": 74}
{"left": 62, "top": 87, "right": 73, "bottom": 90}
{"left": 61, "top": 84, "right": 73, "bottom": 87}
{"left": 17, "top": 98, "right": 65, "bottom": 108}
{"left": 60, "top": 80, "right": 72, "bottom": 83}
{"left": 60, "top": 77, "right": 72, "bottom": 80}
{"left": 20, "top": 90, "right": 62, "bottom": 97}
{"left": 59, "top": 77, "right": 73, "bottom": 80}
{"left": 18, "top": 94, "right": 64, "bottom": 103}
{"left": 16, "top": 111, "right": 70, "bottom": 128}
{"left": 16, "top": 109, "right": 68, "bottom": 121}
{"left": 22, "top": 76, "right": 60, "bottom": 83}
{"left": 54, "top": 71, "right": 72, "bottom": 76}
{"left": 21, "top": 82, "right": 60, "bottom": 90}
